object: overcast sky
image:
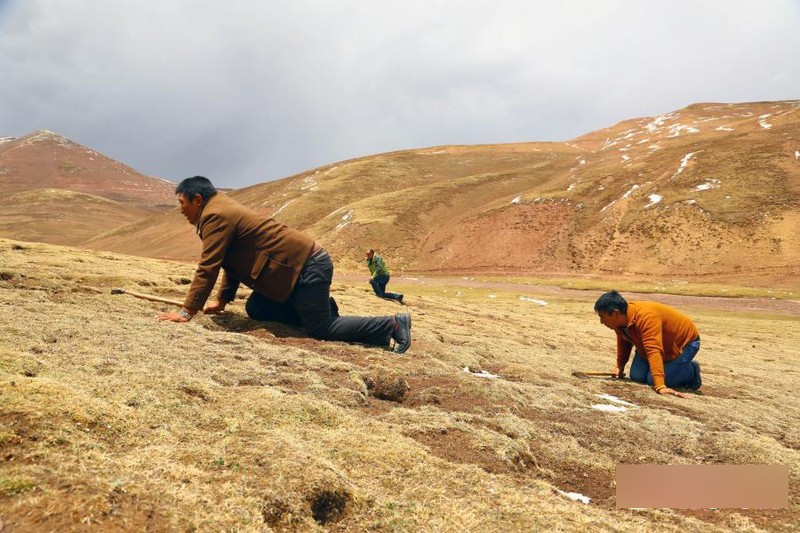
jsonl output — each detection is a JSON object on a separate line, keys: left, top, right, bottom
{"left": 1, "top": 0, "right": 799, "bottom": 188}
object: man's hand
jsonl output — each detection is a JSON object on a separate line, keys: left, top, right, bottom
{"left": 657, "top": 386, "right": 688, "bottom": 399}
{"left": 204, "top": 300, "right": 228, "bottom": 314}
{"left": 156, "top": 311, "right": 190, "bottom": 323}
{"left": 613, "top": 366, "right": 625, "bottom": 379}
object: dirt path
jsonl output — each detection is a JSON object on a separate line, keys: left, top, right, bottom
{"left": 334, "top": 273, "right": 800, "bottom": 316}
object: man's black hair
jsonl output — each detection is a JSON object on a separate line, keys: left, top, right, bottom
{"left": 594, "top": 290, "right": 628, "bottom": 314}
{"left": 175, "top": 176, "right": 218, "bottom": 201}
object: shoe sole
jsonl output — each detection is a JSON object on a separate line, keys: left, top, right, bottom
{"left": 393, "top": 314, "right": 411, "bottom": 354}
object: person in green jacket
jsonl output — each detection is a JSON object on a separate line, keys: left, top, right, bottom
{"left": 366, "top": 249, "right": 404, "bottom": 304}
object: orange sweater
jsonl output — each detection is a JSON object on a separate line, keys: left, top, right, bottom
{"left": 615, "top": 301, "right": 699, "bottom": 390}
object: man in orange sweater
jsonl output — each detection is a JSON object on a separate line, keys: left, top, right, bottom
{"left": 594, "top": 290, "right": 702, "bottom": 398}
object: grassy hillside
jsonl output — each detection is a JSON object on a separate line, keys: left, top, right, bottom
{"left": 1, "top": 238, "right": 798, "bottom": 531}
{"left": 84, "top": 101, "right": 800, "bottom": 288}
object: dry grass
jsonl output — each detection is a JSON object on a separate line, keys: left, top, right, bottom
{"left": 1, "top": 238, "right": 798, "bottom": 531}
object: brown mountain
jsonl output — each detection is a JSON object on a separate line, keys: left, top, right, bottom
{"left": 0, "top": 130, "right": 175, "bottom": 245}
{"left": 85, "top": 101, "right": 800, "bottom": 287}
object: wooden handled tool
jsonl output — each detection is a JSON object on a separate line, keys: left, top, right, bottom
{"left": 572, "top": 371, "right": 618, "bottom": 379}
{"left": 111, "top": 288, "right": 184, "bottom": 308}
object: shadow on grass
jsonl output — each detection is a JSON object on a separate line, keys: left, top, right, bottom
{"left": 206, "top": 312, "right": 307, "bottom": 338}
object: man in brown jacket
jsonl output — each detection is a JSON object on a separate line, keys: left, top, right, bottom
{"left": 157, "top": 176, "right": 411, "bottom": 353}
{"left": 594, "top": 290, "right": 701, "bottom": 398}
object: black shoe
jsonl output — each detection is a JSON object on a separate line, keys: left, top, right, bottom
{"left": 397, "top": 294, "right": 404, "bottom": 304}
{"left": 391, "top": 313, "right": 411, "bottom": 354}
{"left": 688, "top": 361, "right": 702, "bottom": 390}
{"left": 329, "top": 297, "right": 339, "bottom": 317}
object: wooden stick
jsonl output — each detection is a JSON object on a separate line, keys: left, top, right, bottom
{"left": 111, "top": 288, "right": 184, "bottom": 308}
{"left": 572, "top": 370, "right": 617, "bottom": 379}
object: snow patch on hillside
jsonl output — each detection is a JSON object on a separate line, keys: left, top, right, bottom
{"left": 667, "top": 124, "right": 700, "bottom": 138}
{"left": 511, "top": 195, "right": 522, "bottom": 204}
{"left": 715, "top": 126, "right": 734, "bottom": 132}
{"left": 694, "top": 179, "right": 721, "bottom": 191}
{"left": 270, "top": 199, "right": 294, "bottom": 217}
{"left": 335, "top": 210, "right": 353, "bottom": 231}
{"left": 644, "top": 194, "right": 662, "bottom": 208}
{"left": 519, "top": 296, "right": 548, "bottom": 305}
{"left": 558, "top": 490, "right": 591, "bottom": 505}
{"left": 671, "top": 152, "right": 698, "bottom": 179}
{"left": 601, "top": 184, "right": 640, "bottom": 212}
{"left": 463, "top": 367, "right": 500, "bottom": 379}
{"left": 300, "top": 176, "right": 318, "bottom": 191}
{"left": 758, "top": 114, "right": 772, "bottom": 129}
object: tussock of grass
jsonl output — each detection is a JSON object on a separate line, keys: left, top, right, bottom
{"left": 1, "top": 238, "right": 798, "bottom": 531}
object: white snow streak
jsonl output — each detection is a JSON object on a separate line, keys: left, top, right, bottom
{"left": 511, "top": 195, "right": 522, "bottom": 204}
{"left": 270, "top": 199, "right": 294, "bottom": 216}
{"left": 601, "top": 184, "right": 640, "bottom": 212}
{"left": 519, "top": 296, "right": 548, "bottom": 306}
{"left": 694, "top": 179, "right": 721, "bottom": 191}
{"left": 335, "top": 210, "right": 353, "bottom": 231}
{"left": 671, "top": 152, "right": 697, "bottom": 179}
{"left": 558, "top": 490, "right": 591, "bottom": 505}
{"left": 463, "top": 367, "right": 500, "bottom": 379}
{"left": 596, "top": 394, "right": 639, "bottom": 408}
{"left": 644, "top": 193, "right": 662, "bottom": 208}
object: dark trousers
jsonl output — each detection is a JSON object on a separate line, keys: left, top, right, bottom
{"left": 246, "top": 250, "right": 395, "bottom": 346}
{"left": 370, "top": 274, "right": 402, "bottom": 301}
{"left": 630, "top": 338, "right": 701, "bottom": 388}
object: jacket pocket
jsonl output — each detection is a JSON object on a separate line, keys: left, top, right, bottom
{"left": 251, "top": 252, "right": 295, "bottom": 302}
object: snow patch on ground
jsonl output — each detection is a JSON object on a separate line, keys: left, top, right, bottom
{"left": 694, "top": 179, "right": 721, "bottom": 191}
{"left": 715, "top": 126, "right": 734, "bottom": 132}
{"left": 667, "top": 124, "right": 700, "bottom": 138}
{"left": 601, "top": 184, "right": 640, "bottom": 212}
{"left": 270, "top": 199, "right": 294, "bottom": 217}
{"left": 463, "top": 367, "right": 500, "bottom": 379}
{"left": 300, "top": 176, "right": 318, "bottom": 191}
{"left": 795, "top": 151, "right": 800, "bottom": 160}
{"left": 558, "top": 490, "right": 591, "bottom": 504}
{"left": 759, "top": 114, "right": 773, "bottom": 129}
{"left": 335, "top": 210, "right": 353, "bottom": 231}
{"left": 596, "top": 394, "right": 639, "bottom": 408}
{"left": 567, "top": 183, "right": 576, "bottom": 192}
{"left": 621, "top": 155, "right": 630, "bottom": 162}
{"left": 519, "top": 296, "right": 548, "bottom": 305}
{"left": 671, "top": 152, "right": 698, "bottom": 179}
{"left": 644, "top": 194, "right": 662, "bottom": 208}
{"left": 511, "top": 195, "right": 522, "bottom": 204}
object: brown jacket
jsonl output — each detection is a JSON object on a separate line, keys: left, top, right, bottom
{"left": 615, "top": 301, "right": 699, "bottom": 389}
{"left": 183, "top": 193, "right": 314, "bottom": 310}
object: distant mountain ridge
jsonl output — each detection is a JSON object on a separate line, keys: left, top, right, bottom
{"left": 0, "top": 130, "right": 175, "bottom": 245}
{"left": 5, "top": 101, "right": 800, "bottom": 287}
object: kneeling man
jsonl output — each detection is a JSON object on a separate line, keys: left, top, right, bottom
{"left": 594, "top": 290, "right": 701, "bottom": 398}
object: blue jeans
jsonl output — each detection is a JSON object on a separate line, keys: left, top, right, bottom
{"left": 630, "top": 338, "right": 701, "bottom": 388}
{"left": 370, "top": 274, "right": 402, "bottom": 301}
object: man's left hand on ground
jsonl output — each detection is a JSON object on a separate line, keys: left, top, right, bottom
{"left": 657, "top": 387, "right": 688, "bottom": 399}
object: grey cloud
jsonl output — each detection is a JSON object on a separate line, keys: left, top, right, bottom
{"left": 1, "top": 0, "right": 799, "bottom": 188}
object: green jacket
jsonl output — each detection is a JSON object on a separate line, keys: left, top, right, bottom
{"left": 366, "top": 254, "right": 390, "bottom": 278}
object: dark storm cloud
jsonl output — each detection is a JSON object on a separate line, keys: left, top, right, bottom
{"left": 1, "top": 0, "right": 799, "bottom": 188}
